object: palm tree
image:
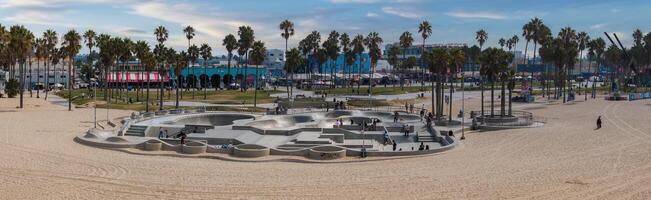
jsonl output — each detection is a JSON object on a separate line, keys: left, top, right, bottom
{"left": 82, "top": 30, "right": 96, "bottom": 101}
{"left": 522, "top": 22, "right": 533, "bottom": 66}
{"left": 34, "top": 38, "right": 45, "bottom": 98}
{"left": 183, "top": 26, "right": 195, "bottom": 95}
{"left": 633, "top": 29, "right": 644, "bottom": 47}
{"left": 142, "top": 51, "right": 155, "bottom": 112}
{"left": 387, "top": 44, "right": 400, "bottom": 89}
{"left": 339, "top": 33, "right": 350, "bottom": 88}
{"left": 475, "top": 29, "right": 487, "bottom": 116}
{"left": 448, "top": 48, "right": 465, "bottom": 121}
{"left": 199, "top": 43, "right": 212, "bottom": 99}
{"left": 134, "top": 41, "right": 149, "bottom": 102}
{"left": 285, "top": 48, "right": 302, "bottom": 99}
{"left": 418, "top": 21, "right": 432, "bottom": 89}
{"left": 250, "top": 40, "right": 266, "bottom": 108}
{"left": 43, "top": 29, "right": 57, "bottom": 100}
{"left": 187, "top": 44, "right": 199, "bottom": 98}
{"left": 427, "top": 48, "right": 448, "bottom": 117}
{"left": 279, "top": 20, "right": 295, "bottom": 95}
{"left": 352, "top": 34, "right": 365, "bottom": 93}
{"left": 479, "top": 48, "right": 511, "bottom": 117}
{"left": 222, "top": 34, "right": 238, "bottom": 88}
{"left": 9, "top": 25, "right": 34, "bottom": 108}
{"left": 62, "top": 30, "right": 81, "bottom": 111}
{"left": 154, "top": 25, "right": 168, "bottom": 111}
{"left": 173, "top": 51, "right": 187, "bottom": 109}
{"left": 577, "top": 31, "right": 589, "bottom": 99}
{"left": 510, "top": 35, "right": 519, "bottom": 66}
{"left": 364, "top": 32, "right": 382, "bottom": 97}
{"left": 498, "top": 38, "right": 506, "bottom": 50}
{"left": 324, "top": 31, "right": 340, "bottom": 89}
{"left": 237, "top": 26, "right": 255, "bottom": 91}
{"left": 399, "top": 31, "right": 414, "bottom": 89}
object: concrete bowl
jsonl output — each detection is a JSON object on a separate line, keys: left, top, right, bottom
{"left": 182, "top": 141, "right": 207, "bottom": 154}
{"left": 144, "top": 140, "right": 162, "bottom": 151}
{"left": 232, "top": 144, "right": 270, "bottom": 158}
{"left": 308, "top": 145, "right": 346, "bottom": 160}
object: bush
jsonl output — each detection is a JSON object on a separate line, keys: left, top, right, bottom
{"left": 4, "top": 78, "right": 19, "bottom": 98}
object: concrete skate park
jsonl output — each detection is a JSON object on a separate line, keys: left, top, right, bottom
{"left": 76, "top": 109, "right": 460, "bottom": 160}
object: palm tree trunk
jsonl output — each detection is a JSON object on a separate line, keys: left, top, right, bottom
{"left": 449, "top": 74, "right": 453, "bottom": 122}
{"left": 19, "top": 62, "right": 24, "bottom": 108}
{"left": 500, "top": 80, "right": 505, "bottom": 117}
{"left": 146, "top": 69, "right": 150, "bottom": 112}
{"left": 68, "top": 58, "right": 73, "bottom": 111}
{"left": 204, "top": 59, "right": 208, "bottom": 100}
{"left": 490, "top": 81, "right": 495, "bottom": 117}
{"left": 29, "top": 59, "right": 33, "bottom": 98}
{"left": 508, "top": 83, "right": 513, "bottom": 116}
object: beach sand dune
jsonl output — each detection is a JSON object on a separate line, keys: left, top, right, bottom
{"left": 1, "top": 97, "right": 650, "bottom": 199}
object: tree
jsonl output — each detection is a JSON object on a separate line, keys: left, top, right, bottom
{"left": 237, "top": 26, "right": 255, "bottom": 91}
{"left": 387, "top": 44, "right": 400, "bottom": 87}
{"left": 82, "top": 30, "right": 96, "bottom": 100}
{"left": 522, "top": 22, "right": 533, "bottom": 65}
{"left": 364, "top": 32, "right": 382, "bottom": 96}
{"left": 498, "top": 38, "right": 506, "bottom": 50}
{"left": 9, "top": 25, "right": 34, "bottom": 108}
{"left": 62, "top": 30, "right": 81, "bottom": 111}
{"left": 199, "top": 43, "right": 212, "bottom": 99}
{"left": 285, "top": 48, "right": 302, "bottom": 99}
{"left": 173, "top": 50, "right": 187, "bottom": 109}
{"left": 43, "top": 29, "right": 57, "bottom": 101}
{"left": 448, "top": 48, "right": 465, "bottom": 121}
{"left": 187, "top": 44, "right": 199, "bottom": 98}
{"left": 339, "top": 33, "right": 351, "bottom": 88}
{"left": 249, "top": 40, "right": 266, "bottom": 108}
{"left": 154, "top": 25, "right": 168, "bottom": 111}
{"left": 399, "top": 31, "right": 414, "bottom": 89}
{"left": 34, "top": 38, "right": 46, "bottom": 98}
{"left": 222, "top": 34, "right": 238, "bottom": 88}
{"left": 279, "top": 20, "right": 295, "bottom": 95}
{"left": 134, "top": 40, "right": 149, "bottom": 103}
{"left": 475, "top": 29, "right": 487, "bottom": 116}
{"left": 479, "top": 48, "right": 512, "bottom": 117}
{"left": 323, "top": 31, "right": 340, "bottom": 89}
{"left": 352, "top": 34, "right": 365, "bottom": 92}
{"left": 426, "top": 48, "right": 448, "bottom": 117}
{"left": 418, "top": 21, "right": 432, "bottom": 89}
{"left": 577, "top": 31, "right": 590, "bottom": 98}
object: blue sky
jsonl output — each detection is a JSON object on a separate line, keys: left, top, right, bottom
{"left": 1, "top": 0, "right": 649, "bottom": 55}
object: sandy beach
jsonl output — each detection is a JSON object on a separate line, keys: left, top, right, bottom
{"left": 1, "top": 95, "right": 650, "bottom": 199}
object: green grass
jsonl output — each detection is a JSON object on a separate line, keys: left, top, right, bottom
{"left": 56, "top": 88, "right": 279, "bottom": 112}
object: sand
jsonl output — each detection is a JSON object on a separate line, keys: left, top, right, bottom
{"left": 1, "top": 95, "right": 650, "bottom": 200}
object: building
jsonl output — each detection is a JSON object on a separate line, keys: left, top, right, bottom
{"left": 308, "top": 53, "right": 372, "bottom": 74}
{"left": 383, "top": 43, "right": 468, "bottom": 61}
{"left": 264, "top": 49, "right": 285, "bottom": 77}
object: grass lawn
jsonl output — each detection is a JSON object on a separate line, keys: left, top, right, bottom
{"left": 56, "top": 89, "right": 277, "bottom": 112}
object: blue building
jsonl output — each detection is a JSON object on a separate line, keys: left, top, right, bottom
{"left": 168, "top": 66, "right": 266, "bottom": 88}
{"left": 308, "top": 53, "right": 372, "bottom": 74}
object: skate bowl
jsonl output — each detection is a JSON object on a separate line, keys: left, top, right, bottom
{"left": 308, "top": 145, "right": 346, "bottom": 160}
{"left": 182, "top": 141, "right": 207, "bottom": 154}
{"left": 171, "top": 113, "right": 255, "bottom": 126}
{"left": 144, "top": 139, "right": 162, "bottom": 151}
{"left": 245, "top": 115, "right": 315, "bottom": 129}
{"left": 232, "top": 144, "right": 270, "bottom": 158}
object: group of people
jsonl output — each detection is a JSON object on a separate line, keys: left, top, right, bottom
{"left": 404, "top": 103, "right": 416, "bottom": 113}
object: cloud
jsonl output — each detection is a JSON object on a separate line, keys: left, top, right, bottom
{"left": 445, "top": 11, "right": 507, "bottom": 20}
{"left": 590, "top": 23, "right": 607, "bottom": 30}
{"left": 0, "top": 0, "right": 136, "bottom": 9}
{"left": 382, "top": 7, "right": 421, "bottom": 19}
{"left": 366, "top": 12, "right": 379, "bottom": 17}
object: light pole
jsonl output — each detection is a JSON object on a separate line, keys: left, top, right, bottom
{"left": 461, "top": 71, "right": 465, "bottom": 140}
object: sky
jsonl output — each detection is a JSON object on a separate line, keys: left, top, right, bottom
{"left": 1, "top": 0, "right": 650, "bottom": 56}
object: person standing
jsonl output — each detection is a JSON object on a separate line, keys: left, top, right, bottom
{"left": 392, "top": 140, "right": 397, "bottom": 151}
{"left": 596, "top": 116, "right": 602, "bottom": 129}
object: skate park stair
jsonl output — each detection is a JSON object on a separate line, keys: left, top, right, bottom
{"left": 124, "top": 125, "right": 147, "bottom": 137}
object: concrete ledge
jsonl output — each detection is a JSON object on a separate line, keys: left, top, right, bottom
{"left": 308, "top": 145, "right": 346, "bottom": 160}
{"left": 232, "top": 144, "right": 270, "bottom": 158}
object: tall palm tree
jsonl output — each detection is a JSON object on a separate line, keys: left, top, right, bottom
{"left": 43, "top": 29, "right": 57, "bottom": 100}
{"left": 34, "top": 38, "right": 45, "bottom": 98}
{"left": 62, "top": 30, "right": 81, "bottom": 111}
{"left": 187, "top": 44, "right": 199, "bottom": 98}
{"left": 9, "top": 25, "right": 34, "bottom": 108}
{"left": 222, "top": 34, "right": 238, "bottom": 88}
{"left": 339, "top": 33, "right": 350, "bottom": 88}
{"left": 183, "top": 26, "right": 195, "bottom": 95}
{"left": 154, "top": 25, "right": 168, "bottom": 111}
{"left": 250, "top": 40, "right": 266, "bottom": 108}
{"left": 522, "top": 22, "right": 533, "bottom": 65}
{"left": 632, "top": 29, "right": 644, "bottom": 47}
{"left": 352, "top": 34, "right": 365, "bottom": 92}
{"left": 199, "top": 43, "right": 212, "bottom": 99}
{"left": 279, "top": 20, "right": 295, "bottom": 95}
{"left": 511, "top": 35, "right": 519, "bottom": 66}
{"left": 498, "top": 38, "right": 506, "bottom": 50}
{"left": 577, "top": 31, "right": 589, "bottom": 96}
{"left": 448, "top": 48, "right": 465, "bottom": 121}
{"left": 142, "top": 51, "right": 155, "bottom": 112}
{"left": 285, "top": 48, "right": 302, "bottom": 98}
{"left": 364, "top": 32, "right": 383, "bottom": 97}
{"left": 427, "top": 48, "right": 448, "bottom": 117}
{"left": 82, "top": 30, "right": 96, "bottom": 101}
{"left": 399, "top": 31, "right": 414, "bottom": 89}
{"left": 418, "top": 21, "right": 432, "bottom": 89}
{"left": 174, "top": 50, "right": 188, "bottom": 108}
{"left": 475, "top": 29, "right": 487, "bottom": 116}
{"left": 387, "top": 44, "right": 400, "bottom": 89}
{"left": 134, "top": 40, "right": 149, "bottom": 102}
{"left": 324, "top": 31, "right": 340, "bottom": 89}
{"left": 237, "top": 26, "right": 254, "bottom": 92}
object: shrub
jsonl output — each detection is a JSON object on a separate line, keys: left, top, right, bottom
{"left": 5, "top": 78, "right": 19, "bottom": 98}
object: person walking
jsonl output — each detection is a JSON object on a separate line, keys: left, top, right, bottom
{"left": 392, "top": 140, "right": 397, "bottom": 151}
{"left": 596, "top": 116, "right": 602, "bottom": 129}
